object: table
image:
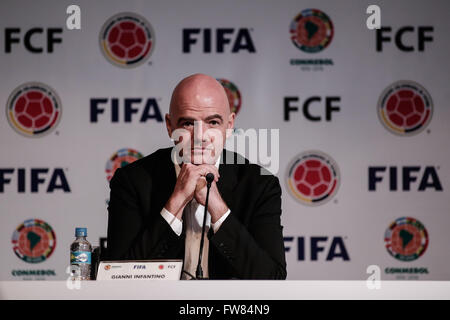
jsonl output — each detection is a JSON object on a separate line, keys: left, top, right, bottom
{"left": 1, "top": 280, "right": 450, "bottom": 300}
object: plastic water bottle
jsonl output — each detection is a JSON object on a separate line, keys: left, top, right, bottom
{"left": 70, "top": 227, "right": 92, "bottom": 280}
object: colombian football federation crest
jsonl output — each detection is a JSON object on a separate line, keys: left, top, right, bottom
{"left": 378, "top": 81, "right": 433, "bottom": 136}
{"left": 100, "top": 12, "right": 155, "bottom": 68}
{"left": 6, "top": 82, "right": 62, "bottom": 137}
{"left": 286, "top": 151, "right": 340, "bottom": 206}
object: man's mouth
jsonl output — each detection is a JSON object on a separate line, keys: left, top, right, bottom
{"left": 192, "top": 149, "right": 210, "bottom": 153}
{"left": 191, "top": 146, "right": 213, "bottom": 151}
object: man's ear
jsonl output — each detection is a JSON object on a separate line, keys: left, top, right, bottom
{"left": 165, "top": 114, "right": 173, "bottom": 138}
{"left": 226, "top": 112, "right": 236, "bottom": 138}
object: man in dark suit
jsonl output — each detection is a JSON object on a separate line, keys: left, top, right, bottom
{"left": 107, "top": 74, "right": 286, "bottom": 279}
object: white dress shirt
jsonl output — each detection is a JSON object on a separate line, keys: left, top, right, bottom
{"left": 160, "top": 154, "right": 230, "bottom": 279}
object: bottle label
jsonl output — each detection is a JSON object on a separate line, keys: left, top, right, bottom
{"left": 71, "top": 251, "right": 91, "bottom": 264}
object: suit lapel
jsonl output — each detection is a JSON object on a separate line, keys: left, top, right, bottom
{"left": 217, "top": 149, "right": 238, "bottom": 211}
{"left": 150, "top": 147, "right": 177, "bottom": 213}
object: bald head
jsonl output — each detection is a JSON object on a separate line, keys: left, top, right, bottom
{"left": 169, "top": 73, "right": 230, "bottom": 117}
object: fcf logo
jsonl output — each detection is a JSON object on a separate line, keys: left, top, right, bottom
{"left": 286, "top": 151, "right": 340, "bottom": 206}
{"left": 99, "top": 12, "right": 155, "bottom": 68}
{"left": 378, "top": 80, "right": 433, "bottom": 136}
{"left": 6, "top": 82, "right": 62, "bottom": 137}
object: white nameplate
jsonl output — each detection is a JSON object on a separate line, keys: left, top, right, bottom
{"left": 96, "top": 260, "right": 183, "bottom": 281}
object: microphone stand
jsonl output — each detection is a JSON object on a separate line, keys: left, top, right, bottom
{"left": 195, "top": 173, "right": 214, "bottom": 280}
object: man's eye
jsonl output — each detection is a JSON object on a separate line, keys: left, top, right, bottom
{"left": 183, "top": 122, "right": 194, "bottom": 127}
{"left": 209, "top": 120, "right": 219, "bottom": 126}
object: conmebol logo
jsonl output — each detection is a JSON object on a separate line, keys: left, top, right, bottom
{"left": 384, "top": 217, "right": 429, "bottom": 262}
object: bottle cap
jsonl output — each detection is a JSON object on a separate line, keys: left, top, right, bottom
{"left": 75, "top": 227, "right": 87, "bottom": 237}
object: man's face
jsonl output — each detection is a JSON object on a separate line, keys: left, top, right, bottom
{"left": 166, "top": 75, "right": 235, "bottom": 165}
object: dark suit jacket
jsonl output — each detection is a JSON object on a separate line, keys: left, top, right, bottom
{"left": 107, "top": 147, "right": 286, "bottom": 279}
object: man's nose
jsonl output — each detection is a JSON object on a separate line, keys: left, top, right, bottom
{"left": 193, "top": 120, "right": 207, "bottom": 144}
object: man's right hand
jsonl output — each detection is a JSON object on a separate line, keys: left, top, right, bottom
{"left": 164, "top": 163, "right": 219, "bottom": 220}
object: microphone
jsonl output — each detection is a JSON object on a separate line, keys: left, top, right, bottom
{"left": 195, "top": 172, "right": 215, "bottom": 279}
{"left": 205, "top": 173, "right": 214, "bottom": 186}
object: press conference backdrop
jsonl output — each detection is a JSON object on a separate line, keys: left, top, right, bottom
{"left": 1, "top": 0, "right": 449, "bottom": 281}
